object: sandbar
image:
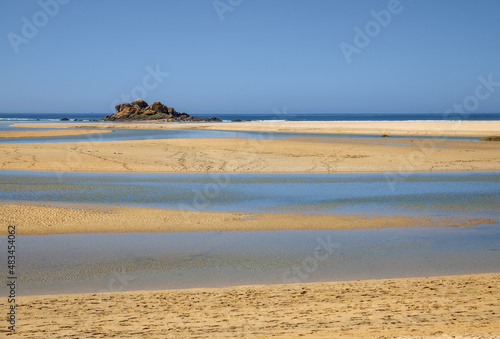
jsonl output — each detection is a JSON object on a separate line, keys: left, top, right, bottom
{"left": 13, "top": 120, "right": 500, "bottom": 136}
{"left": 0, "top": 129, "right": 112, "bottom": 139}
{"left": 0, "top": 203, "right": 494, "bottom": 235}
{"left": 0, "top": 137, "right": 498, "bottom": 173}
{"left": 6, "top": 273, "right": 499, "bottom": 338}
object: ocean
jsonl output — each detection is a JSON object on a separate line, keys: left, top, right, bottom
{"left": 1, "top": 112, "right": 499, "bottom": 122}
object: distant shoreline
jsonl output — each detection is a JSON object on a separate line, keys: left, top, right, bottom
{"left": 2, "top": 112, "right": 500, "bottom": 123}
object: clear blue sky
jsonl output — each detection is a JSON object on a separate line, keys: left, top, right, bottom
{"left": 1, "top": 0, "right": 499, "bottom": 114}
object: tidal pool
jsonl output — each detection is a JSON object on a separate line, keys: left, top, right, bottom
{"left": 1, "top": 171, "right": 499, "bottom": 216}
{"left": 2, "top": 224, "right": 499, "bottom": 296}
{"left": 0, "top": 121, "right": 481, "bottom": 143}
{"left": 1, "top": 170, "right": 498, "bottom": 296}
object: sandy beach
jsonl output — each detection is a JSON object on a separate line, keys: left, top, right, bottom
{"left": 13, "top": 120, "right": 500, "bottom": 137}
{"left": 1, "top": 121, "right": 499, "bottom": 338}
{"left": 1, "top": 121, "right": 497, "bottom": 173}
{"left": 0, "top": 203, "right": 493, "bottom": 235}
{"left": 0, "top": 137, "right": 498, "bottom": 173}
{"left": 5, "top": 273, "right": 498, "bottom": 338}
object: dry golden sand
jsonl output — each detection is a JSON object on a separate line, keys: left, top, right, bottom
{"left": 13, "top": 120, "right": 500, "bottom": 136}
{"left": 2, "top": 121, "right": 498, "bottom": 173}
{"left": 0, "top": 129, "right": 112, "bottom": 139}
{"left": 0, "top": 137, "right": 499, "bottom": 173}
{"left": 1, "top": 203, "right": 493, "bottom": 235}
{"left": 4, "top": 273, "right": 499, "bottom": 338}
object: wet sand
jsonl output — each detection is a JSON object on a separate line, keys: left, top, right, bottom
{"left": 13, "top": 120, "right": 500, "bottom": 136}
{"left": 6, "top": 273, "right": 499, "bottom": 338}
{"left": 0, "top": 129, "right": 112, "bottom": 139}
{"left": 1, "top": 203, "right": 493, "bottom": 235}
{"left": 0, "top": 137, "right": 499, "bottom": 173}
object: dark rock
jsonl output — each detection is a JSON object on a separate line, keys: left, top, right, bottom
{"left": 102, "top": 99, "right": 222, "bottom": 122}
{"left": 60, "top": 118, "right": 70, "bottom": 121}
{"left": 150, "top": 102, "right": 168, "bottom": 113}
{"left": 115, "top": 103, "right": 132, "bottom": 113}
{"left": 231, "top": 119, "right": 242, "bottom": 122}
{"left": 131, "top": 99, "right": 148, "bottom": 108}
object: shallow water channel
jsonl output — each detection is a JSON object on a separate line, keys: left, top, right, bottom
{"left": 0, "top": 170, "right": 499, "bottom": 295}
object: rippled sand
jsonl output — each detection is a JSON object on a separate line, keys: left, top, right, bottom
{"left": 0, "top": 203, "right": 494, "bottom": 235}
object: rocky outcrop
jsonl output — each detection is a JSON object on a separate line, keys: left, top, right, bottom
{"left": 131, "top": 99, "right": 148, "bottom": 108}
{"left": 102, "top": 99, "right": 221, "bottom": 122}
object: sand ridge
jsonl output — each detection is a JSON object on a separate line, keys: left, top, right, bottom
{"left": 0, "top": 129, "right": 112, "bottom": 139}
{"left": 1, "top": 203, "right": 494, "bottom": 235}
{"left": 0, "top": 137, "right": 498, "bottom": 173}
{"left": 13, "top": 120, "right": 500, "bottom": 136}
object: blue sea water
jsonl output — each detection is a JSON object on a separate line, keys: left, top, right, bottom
{"left": 206, "top": 112, "right": 500, "bottom": 122}
{"left": 0, "top": 113, "right": 104, "bottom": 122}
{"left": 1, "top": 112, "right": 500, "bottom": 122}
